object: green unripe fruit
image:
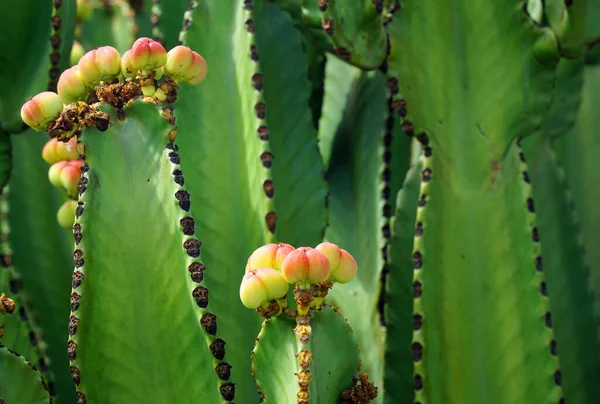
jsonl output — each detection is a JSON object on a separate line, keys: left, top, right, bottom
{"left": 57, "top": 200, "right": 77, "bottom": 229}
{"left": 70, "top": 41, "right": 86, "bottom": 66}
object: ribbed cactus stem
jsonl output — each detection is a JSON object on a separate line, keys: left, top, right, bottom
{"left": 294, "top": 314, "right": 313, "bottom": 404}
{"left": 294, "top": 283, "right": 314, "bottom": 317}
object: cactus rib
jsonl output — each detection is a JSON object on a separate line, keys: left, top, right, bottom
{"left": 48, "top": 0, "right": 77, "bottom": 92}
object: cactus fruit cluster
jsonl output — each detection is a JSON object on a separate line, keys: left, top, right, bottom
{"left": 1, "top": 0, "right": 600, "bottom": 403}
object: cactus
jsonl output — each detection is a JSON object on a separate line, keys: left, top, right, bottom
{"left": 1, "top": 0, "right": 599, "bottom": 403}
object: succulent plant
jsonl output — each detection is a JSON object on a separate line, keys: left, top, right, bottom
{"left": 0, "top": 0, "right": 599, "bottom": 403}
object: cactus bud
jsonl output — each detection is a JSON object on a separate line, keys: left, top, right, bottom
{"left": 60, "top": 160, "right": 85, "bottom": 199}
{"left": 77, "top": 46, "right": 121, "bottom": 86}
{"left": 70, "top": 41, "right": 86, "bottom": 66}
{"left": 120, "top": 50, "right": 136, "bottom": 78}
{"left": 42, "top": 137, "right": 79, "bottom": 165}
{"left": 245, "top": 243, "right": 295, "bottom": 272}
{"left": 163, "top": 46, "right": 208, "bottom": 85}
{"left": 240, "top": 268, "right": 289, "bottom": 309}
{"left": 315, "top": 242, "right": 358, "bottom": 283}
{"left": 57, "top": 66, "right": 88, "bottom": 104}
{"left": 20, "top": 92, "right": 64, "bottom": 131}
{"left": 57, "top": 200, "right": 77, "bottom": 229}
{"left": 48, "top": 161, "right": 69, "bottom": 188}
{"left": 129, "top": 37, "right": 167, "bottom": 74}
{"left": 281, "top": 247, "right": 331, "bottom": 285}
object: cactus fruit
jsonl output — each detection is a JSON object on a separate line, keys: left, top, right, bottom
{"left": 20, "top": 92, "right": 64, "bottom": 132}
{"left": 56, "top": 200, "right": 77, "bottom": 229}
{"left": 41, "top": 137, "right": 79, "bottom": 164}
{"left": 77, "top": 46, "right": 122, "bottom": 86}
{"left": 281, "top": 247, "right": 331, "bottom": 285}
{"left": 239, "top": 268, "right": 289, "bottom": 310}
{"left": 47, "top": 160, "right": 83, "bottom": 199}
{"left": 245, "top": 242, "right": 295, "bottom": 272}
{"left": 57, "top": 66, "right": 88, "bottom": 104}
{"left": 163, "top": 45, "right": 208, "bottom": 85}
{"left": 315, "top": 242, "right": 358, "bottom": 283}
{"left": 70, "top": 41, "right": 86, "bottom": 66}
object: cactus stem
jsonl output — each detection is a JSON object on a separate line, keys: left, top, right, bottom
{"left": 165, "top": 137, "right": 236, "bottom": 402}
{"left": 177, "top": 1, "right": 198, "bottom": 46}
{"left": 516, "top": 143, "right": 565, "bottom": 400}
{"left": 47, "top": 0, "right": 66, "bottom": 92}
{"left": 294, "top": 315, "right": 313, "bottom": 404}
{"left": 0, "top": 187, "right": 56, "bottom": 397}
{"left": 544, "top": 141, "right": 600, "bottom": 346}
{"left": 150, "top": 0, "right": 164, "bottom": 44}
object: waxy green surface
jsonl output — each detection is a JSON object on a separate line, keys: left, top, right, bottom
{"left": 524, "top": 135, "right": 600, "bottom": 404}
{"left": 0, "top": 0, "right": 51, "bottom": 132}
{"left": 523, "top": 55, "right": 600, "bottom": 403}
{"left": 384, "top": 161, "right": 422, "bottom": 404}
{"left": 0, "top": 345, "right": 50, "bottom": 404}
{"left": 557, "top": 65, "right": 600, "bottom": 349}
{"left": 386, "top": 2, "right": 562, "bottom": 402}
{"left": 251, "top": 306, "right": 360, "bottom": 403}
{"left": 80, "top": 1, "right": 135, "bottom": 54}
{"left": 322, "top": 0, "right": 387, "bottom": 69}
{"left": 8, "top": 132, "right": 75, "bottom": 403}
{"left": 253, "top": 1, "right": 327, "bottom": 247}
{"left": 70, "top": 101, "right": 222, "bottom": 403}
{"left": 322, "top": 66, "right": 389, "bottom": 398}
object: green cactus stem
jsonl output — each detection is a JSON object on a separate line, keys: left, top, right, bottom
{"left": 79, "top": 0, "right": 135, "bottom": 53}
{"left": 0, "top": 188, "right": 57, "bottom": 399}
{"left": 0, "top": 344, "right": 51, "bottom": 404}
{"left": 320, "top": 0, "right": 388, "bottom": 69}
{"left": 386, "top": 2, "right": 565, "bottom": 402}
{"left": 66, "top": 100, "right": 229, "bottom": 403}
{"left": 8, "top": 131, "right": 76, "bottom": 403}
{"left": 252, "top": 0, "right": 327, "bottom": 247}
{"left": 321, "top": 62, "right": 400, "bottom": 397}
{"left": 251, "top": 305, "right": 364, "bottom": 403}
{"left": 48, "top": 0, "right": 77, "bottom": 92}
{"left": 0, "top": 0, "right": 52, "bottom": 132}
{"left": 384, "top": 159, "right": 422, "bottom": 404}
{"left": 522, "top": 57, "right": 600, "bottom": 403}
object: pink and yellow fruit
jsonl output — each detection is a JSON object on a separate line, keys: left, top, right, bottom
{"left": 20, "top": 92, "right": 64, "bottom": 131}
{"left": 239, "top": 268, "right": 289, "bottom": 309}
{"left": 281, "top": 247, "right": 331, "bottom": 285}
{"left": 77, "top": 46, "right": 121, "bottom": 86}
{"left": 129, "top": 37, "right": 167, "bottom": 74}
{"left": 42, "top": 137, "right": 79, "bottom": 165}
{"left": 245, "top": 242, "right": 295, "bottom": 272}
{"left": 48, "top": 160, "right": 84, "bottom": 199}
{"left": 57, "top": 66, "right": 88, "bottom": 104}
{"left": 315, "top": 242, "right": 358, "bottom": 284}
{"left": 163, "top": 45, "right": 208, "bottom": 85}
